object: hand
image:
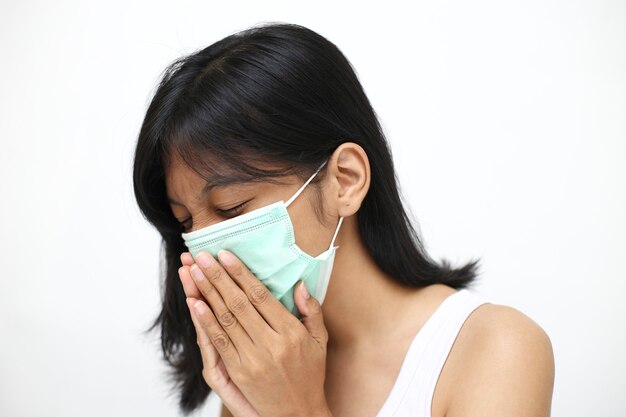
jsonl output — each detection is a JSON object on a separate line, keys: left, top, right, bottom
{"left": 185, "top": 249, "right": 332, "bottom": 417}
{"left": 179, "top": 253, "right": 260, "bottom": 417}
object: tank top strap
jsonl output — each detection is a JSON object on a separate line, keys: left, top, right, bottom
{"left": 376, "top": 288, "right": 490, "bottom": 417}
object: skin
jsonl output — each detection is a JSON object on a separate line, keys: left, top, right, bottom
{"left": 166, "top": 143, "right": 555, "bottom": 417}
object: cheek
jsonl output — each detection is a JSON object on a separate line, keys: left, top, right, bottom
{"left": 289, "top": 201, "right": 331, "bottom": 257}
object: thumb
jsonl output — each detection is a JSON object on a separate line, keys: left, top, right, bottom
{"left": 295, "top": 280, "right": 328, "bottom": 346}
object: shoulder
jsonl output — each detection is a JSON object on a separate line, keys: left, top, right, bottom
{"left": 442, "top": 302, "right": 555, "bottom": 417}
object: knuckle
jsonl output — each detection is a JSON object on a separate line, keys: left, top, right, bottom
{"left": 229, "top": 262, "right": 244, "bottom": 278}
{"left": 200, "top": 281, "right": 215, "bottom": 294}
{"left": 211, "top": 333, "right": 230, "bottom": 351}
{"left": 250, "top": 284, "right": 270, "bottom": 305}
{"left": 218, "top": 310, "right": 237, "bottom": 328}
{"left": 207, "top": 267, "right": 222, "bottom": 283}
{"left": 229, "top": 295, "right": 249, "bottom": 315}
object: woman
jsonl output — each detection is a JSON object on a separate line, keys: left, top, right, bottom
{"left": 133, "top": 22, "right": 555, "bottom": 417}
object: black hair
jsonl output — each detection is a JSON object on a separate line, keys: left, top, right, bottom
{"left": 132, "top": 21, "right": 480, "bottom": 415}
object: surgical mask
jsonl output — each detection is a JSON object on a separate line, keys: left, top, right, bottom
{"left": 181, "top": 160, "right": 344, "bottom": 319}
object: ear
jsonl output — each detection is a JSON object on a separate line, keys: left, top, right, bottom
{"left": 326, "top": 142, "right": 370, "bottom": 217}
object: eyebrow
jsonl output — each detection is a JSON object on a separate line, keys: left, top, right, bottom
{"left": 167, "top": 176, "right": 254, "bottom": 206}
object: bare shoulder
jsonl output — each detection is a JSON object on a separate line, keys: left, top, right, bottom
{"left": 441, "top": 302, "right": 555, "bottom": 417}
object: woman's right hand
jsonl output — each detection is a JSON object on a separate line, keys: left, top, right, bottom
{"left": 178, "top": 252, "right": 260, "bottom": 417}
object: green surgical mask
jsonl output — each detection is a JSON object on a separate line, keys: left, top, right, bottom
{"left": 181, "top": 160, "right": 344, "bottom": 318}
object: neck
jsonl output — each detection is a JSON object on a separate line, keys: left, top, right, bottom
{"left": 320, "top": 216, "right": 422, "bottom": 350}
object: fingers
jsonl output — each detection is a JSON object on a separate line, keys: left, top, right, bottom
{"left": 178, "top": 265, "right": 205, "bottom": 300}
{"left": 215, "top": 250, "right": 301, "bottom": 335}
{"left": 179, "top": 252, "right": 204, "bottom": 300}
{"left": 180, "top": 251, "right": 194, "bottom": 266}
{"left": 185, "top": 295, "right": 221, "bottom": 364}
{"left": 182, "top": 264, "right": 254, "bottom": 353}
{"left": 193, "top": 251, "right": 276, "bottom": 342}
{"left": 294, "top": 280, "right": 329, "bottom": 347}
{"left": 185, "top": 296, "right": 240, "bottom": 367}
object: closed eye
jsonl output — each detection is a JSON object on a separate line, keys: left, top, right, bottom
{"left": 177, "top": 200, "right": 251, "bottom": 232}
{"left": 216, "top": 200, "right": 250, "bottom": 217}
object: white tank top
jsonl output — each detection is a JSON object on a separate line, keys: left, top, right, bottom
{"left": 375, "top": 288, "right": 490, "bottom": 417}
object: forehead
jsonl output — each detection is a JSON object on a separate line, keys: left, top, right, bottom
{"left": 164, "top": 152, "right": 209, "bottom": 205}
{"left": 163, "top": 152, "right": 274, "bottom": 205}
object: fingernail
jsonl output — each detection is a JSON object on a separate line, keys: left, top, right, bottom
{"left": 196, "top": 252, "right": 214, "bottom": 269}
{"left": 193, "top": 300, "right": 206, "bottom": 315}
{"left": 301, "top": 280, "right": 311, "bottom": 299}
{"left": 217, "top": 250, "right": 235, "bottom": 266}
{"left": 190, "top": 265, "right": 204, "bottom": 282}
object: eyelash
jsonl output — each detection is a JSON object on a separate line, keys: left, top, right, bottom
{"left": 178, "top": 201, "right": 250, "bottom": 231}
{"left": 216, "top": 201, "right": 249, "bottom": 217}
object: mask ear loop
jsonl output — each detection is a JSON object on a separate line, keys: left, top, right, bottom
{"left": 285, "top": 160, "right": 328, "bottom": 208}
{"left": 283, "top": 159, "right": 342, "bottom": 250}
{"left": 329, "top": 216, "right": 344, "bottom": 250}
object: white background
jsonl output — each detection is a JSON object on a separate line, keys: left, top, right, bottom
{"left": 1, "top": 1, "right": 624, "bottom": 416}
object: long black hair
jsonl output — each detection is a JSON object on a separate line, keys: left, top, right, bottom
{"left": 133, "top": 21, "right": 480, "bottom": 415}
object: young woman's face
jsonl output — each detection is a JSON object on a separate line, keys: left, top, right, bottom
{"left": 165, "top": 152, "right": 336, "bottom": 257}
